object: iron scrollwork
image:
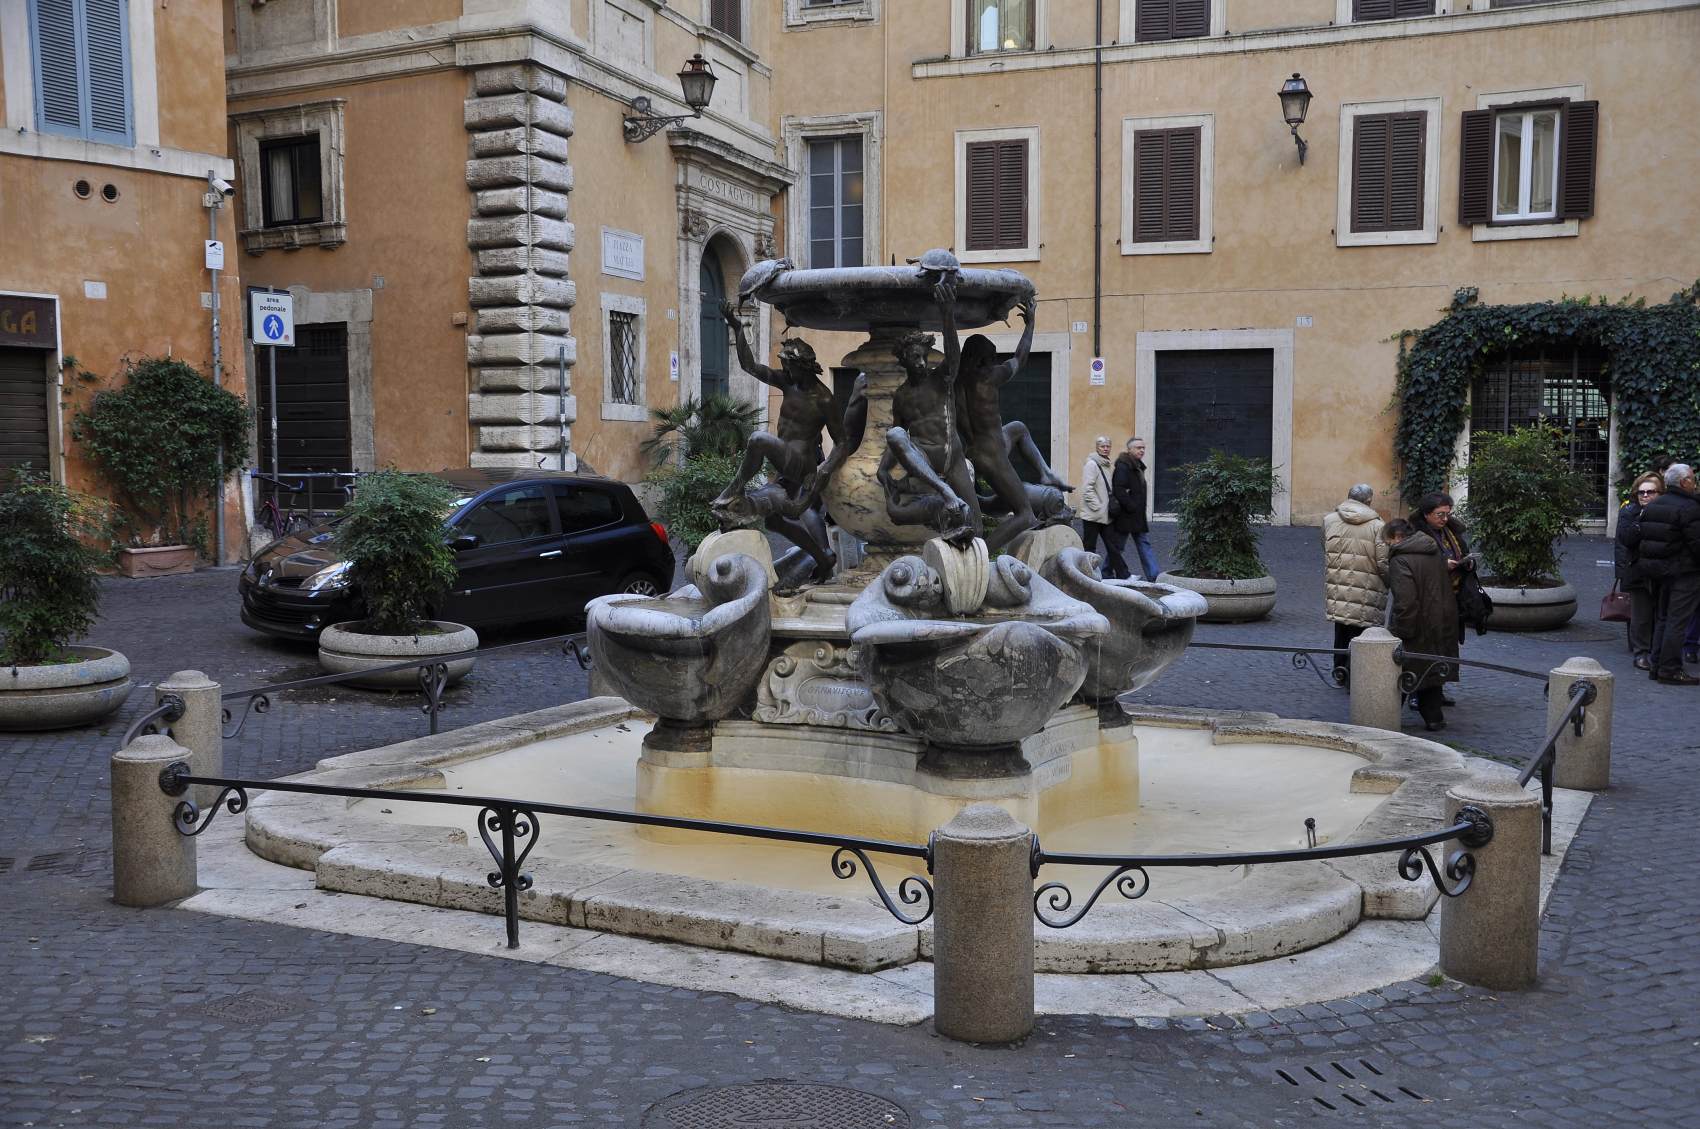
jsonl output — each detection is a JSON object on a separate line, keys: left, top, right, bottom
{"left": 831, "top": 847, "right": 934, "bottom": 925}
{"left": 418, "top": 663, "right": 450, "bottom": 734}
{"left": 122, "top": 694, "right": 186, "bottom": 748}
{"left": 477, "top": 806, "right": 540, "bottom": 894}
{"left": 1397, "top": 845, "right": 1475, "bottom": 898}
{"left": 1033, "top": 865, "right": 1152, "bottom": 930}
{"left": 1398, "top": 659, "right": 1455, "bottom": 695}
{"left": 221, "top": 693, "right": 271, "bottom": 739}
{"left": 563, "top": 636, "right": 592, "bottom": 670}
{"left": 160, "top": 762, "right": 250, "bottom": 837}
{"left": 1291, "top": 651, "right": 1348, "bottom": 689}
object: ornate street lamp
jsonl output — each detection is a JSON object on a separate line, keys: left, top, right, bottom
{"left": 1278, "top": 72, "right": 1313, "bottom": 165}
{"left": 623, "top": 54, "right": 719, "bottom": 143}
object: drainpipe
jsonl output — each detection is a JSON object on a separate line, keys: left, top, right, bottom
{"left": 1092, "top": 0, "right": 1104, "bottom": 364}
{"left": 205, "top": 171, "right": 226, "bottom": 565}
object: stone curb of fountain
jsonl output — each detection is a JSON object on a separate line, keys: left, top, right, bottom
{"left": 179, "top": 783, "right": 1591, "bottom": 1024}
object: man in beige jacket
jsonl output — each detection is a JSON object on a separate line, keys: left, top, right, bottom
{"left": 1322, "top": 483, "right": 1390, "bottom": 684}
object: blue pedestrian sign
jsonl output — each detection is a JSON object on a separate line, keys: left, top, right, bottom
{"left": 249, "top": 291, "right": 295, "bottom": 347}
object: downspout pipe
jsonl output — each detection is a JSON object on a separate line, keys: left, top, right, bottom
{"left": 1092, "top": 0, "right": 1104, "bottom": 364}
{"left": 205, "top": 171, "right": 226, "bottom": 565}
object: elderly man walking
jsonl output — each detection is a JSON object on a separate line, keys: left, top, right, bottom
{"left": 1080, "top": 435, "right": 1130, "bottom": 579}
{"left": 1322, "top": 483, "right": 1389, "bottom": 684}
{"left": 1632, "top": 463, "right": 1700, "bottom": 684}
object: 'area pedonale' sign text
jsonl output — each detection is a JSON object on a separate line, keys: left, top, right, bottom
{"left": 0, "top": 295, "right": 57, "bottom": 349}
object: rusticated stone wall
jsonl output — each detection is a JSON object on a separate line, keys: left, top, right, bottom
{"left": 463, "top": 64, "right": 579, "bottom": 469}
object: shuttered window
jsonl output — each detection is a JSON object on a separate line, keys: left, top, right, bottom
{"left": 1133, "top": 0, "right": 1211, "bottom": 42}
{"left": 964, "top": 138, "right": 1029, "bottom": 253}
{"left": 1459, "top": 101, "right": 1598, "bottom": 226}
{"left": 28, "top": 0, "right": 132, "bottom": 146}
{"left": 1130, "top": 127, "right": 1200, "bottom": 244}
{"left": 1352, "top": 0, "right": 1435, "bottom": 18}
{"left": 1350, "top": 112, "right": 1425, "bottom": 233}
{"left": 709, "top": 0, "right": 742, "bottom": 40}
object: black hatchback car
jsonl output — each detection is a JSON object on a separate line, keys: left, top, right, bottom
{"left": 240, "top": 469, "right": 676, "bottom": 640}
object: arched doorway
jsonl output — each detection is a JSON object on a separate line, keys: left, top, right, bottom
{"left": 699, "top": 258, "right": 729, "bottom": 400}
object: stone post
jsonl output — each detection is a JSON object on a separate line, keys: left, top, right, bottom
{"left": 1348, "top": 627, "right": 1402, "bottom": 732}
{"left": 932, "top": 804, "right": 1034, "bottom": 1043}
{"left": 1439, "top": 772, "right": 1541, "bottom": 990}
{"left": 1547, "top": 657, "right": 1611, "bottom": 791}
{"left": 111, "top": 733, "right": 197, "bottom": 907}
{"left": 157, "top": 670, "right": 221, "bottom": 807}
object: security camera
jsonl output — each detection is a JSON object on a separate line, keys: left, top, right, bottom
{"left": 211, "top": 176, "right": 236, "bottom": 197}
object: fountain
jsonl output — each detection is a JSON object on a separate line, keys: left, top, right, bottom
{"left": 233, "top": 255, "right": 1482, "bottom": 978}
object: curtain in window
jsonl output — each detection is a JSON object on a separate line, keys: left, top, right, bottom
{"left": 971, "top": 0, "right": 1033, "bottom": 52}
{"left": 1528, "top": 111, "right": 1557, "bottom": 215}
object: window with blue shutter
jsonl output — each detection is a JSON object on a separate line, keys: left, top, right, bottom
{"left": 28, "top": 0, "right": 133, "bottom": 147}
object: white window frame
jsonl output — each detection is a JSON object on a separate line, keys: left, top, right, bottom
{"left": 1335, "top": 96, "right": 1442, "bottom": 247}
{"left": 1120, "top": 0, "right": 1227, "bottom": 41}
{"left": 600, "top": 292, "right": 648, "bottom": 422}
{"left": 950, "top": 0, "right": 1049, "bottom": 58}
{"left": 1120, "top": 112, "right": 1213, "bottom": 256}
{"left": 954, "top": 125, "right": 1040, "bottom": 264}
{"left": 1470, "top": 83, "right": 1583, "bottom": 242}
{"left": 784, "top": 0, "right": 879, "bottom": 29}
{"left": 1490, "top": 107, "right": 1561, "bottom": 222}
{"left": 232, "top": 99, "right": 348, "bottom": 254}
{"left": 783, "top": 112, "right": 882, "bottom": 268}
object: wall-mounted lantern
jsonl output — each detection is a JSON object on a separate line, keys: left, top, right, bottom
{"left": 623, "top": 54, "right": 718, "bottom": 144}
{"left": 1278, "top": 73, "right": 1313, "bottom": 165}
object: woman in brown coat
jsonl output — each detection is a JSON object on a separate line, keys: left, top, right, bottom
{"left": 1385, "top": 518, "right": 1460, "bottom": 731}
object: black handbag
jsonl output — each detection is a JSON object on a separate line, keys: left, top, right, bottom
{"left": 1457, "top": 571, "right": 1494, "bottom": 636}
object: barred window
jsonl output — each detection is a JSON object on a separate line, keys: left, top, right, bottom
{"left": 609, "top": 311, "right": 640, "bottom": 405}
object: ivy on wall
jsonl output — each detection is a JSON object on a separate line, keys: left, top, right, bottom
{"left": 1393, "top": 282, "right": 1700, "bottom": 506}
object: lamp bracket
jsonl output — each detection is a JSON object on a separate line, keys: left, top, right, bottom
{"left": 624, "top": 96, "right": 695, "bottom": 144}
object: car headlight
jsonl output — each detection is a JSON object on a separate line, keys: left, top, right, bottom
{"left": 303, "top": 562, "right": 352, "bottom": 592}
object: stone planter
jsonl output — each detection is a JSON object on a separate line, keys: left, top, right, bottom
{"left": 317, "top": 621, "right": 478, "bottom": 689}
{"left": 1157, "top": 572, "right": 1277, "bottom": 624}
{"left": 116, "top": 545, "right": 196, "bottom": 578}
{"left": 0, "top": 647, "right": 134, "bottom": 731}
{"left": 1480, "top": 579, "right": 1577, "bottom": 632}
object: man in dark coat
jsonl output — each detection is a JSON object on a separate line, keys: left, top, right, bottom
{"left": 1385, "top": 519, "right": 1459, "bottom": 730}
{"left": 1629, "top": 463, "right": 1700, "bottom": 684}
{"left": 1111, "top": 437, "right": 1159, "bottom": 581}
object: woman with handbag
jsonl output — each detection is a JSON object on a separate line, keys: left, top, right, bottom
{"left": 1079, "top": 436, "right": 1131, "bottom": 579}
{"left": 1616, "top": 472, "right": 1663, "bottom": 670}
{"left": 1384, "top": 519, "right": 1460, "bottom": 731}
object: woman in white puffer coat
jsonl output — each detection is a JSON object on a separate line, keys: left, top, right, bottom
{"left": 1321, "top": 483, "right": 1390, "bottom": 683}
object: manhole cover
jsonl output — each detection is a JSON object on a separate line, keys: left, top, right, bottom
{"left": 1274, "top": 1058, "right": 1432, "bottom": 1113}
{"left": 643, "top": 1082, "right": 910, "bottom": 1128}
{"left": 196, "top": 991, "right": 306, "bottom": 1024}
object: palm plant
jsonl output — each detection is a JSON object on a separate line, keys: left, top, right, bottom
{"left": 641, "top": 393, "right": 762, "bottom": 466}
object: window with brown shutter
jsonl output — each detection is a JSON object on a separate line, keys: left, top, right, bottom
{"left": 709, "top": 0, "right": 742, "bottom": 40}
{"left": 1458, "top": 100, "right": 1599, "bottom": 226}
{"left": 1133, "top": 0, "right": 1210, "bottom": 43}
{"left": 1131, "top": 127, "right": 1200, "bottom": 244}
{"left": 964, "top": 138, "right": 1029, "bottom": 252}
{"left": 1350, "top": 112, "right": 1425, "bottom": 233}
{"left": 1352, "top": 0, "right": 1435, "bottom": 19}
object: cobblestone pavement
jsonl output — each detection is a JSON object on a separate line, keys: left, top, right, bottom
{"left": 3, "top": 528, "right": 1697, "bottom": 1128}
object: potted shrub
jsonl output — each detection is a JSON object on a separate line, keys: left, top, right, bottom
{"left": 72, "top": 356, "right": 249, "bottom": 575}
{"left": 315, "top": 469, "right": 478, "bottom": 688}
{"left": 1457, "top": 424, "right": 1593, "bottom": 630}
{"left": 0, "top": 469, "right": 133, "bottom": 730}
{"left": 641, "top": 393, "right": 761, "bottom": 554}
{"left": 1156, "top": 452, "right": 1282, "bottom": 623}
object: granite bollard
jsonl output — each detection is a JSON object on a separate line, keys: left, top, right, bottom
{"left": 1440, "top": 772, "right": 1540, "bottom": 990}
{"left": 111, "top": 733, "right": 198, "bottom": 907}
{"left": 157, "top": 670, "right": 222, "bottom": 807}
{"left": 932, "top": 804, "right": 1035, "bottom": 1043}
{"left": 1348, "top": 627, "right": 1402, "bottom": 732}
{"left": 1547, "top": 657, "right": 1611, "bottom": 791}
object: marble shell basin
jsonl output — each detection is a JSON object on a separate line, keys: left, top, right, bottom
{"left": 760, "top": 265, "right": 1035, "bottom": 332}
{"left": 846, "top": 555, "right": 1108, "bottom": 751}
{"left": 1042, "top": 548, "right": 1208, "bottom": 702}
{"left": 586, "top": 553, "right": 771, "bottom": 724}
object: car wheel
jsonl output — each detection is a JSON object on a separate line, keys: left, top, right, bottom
{"left": 617, "top": 572, "right": 663, "bottom": 597}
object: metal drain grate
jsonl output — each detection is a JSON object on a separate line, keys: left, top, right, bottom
{"left": 0, "top": 848, "right": 108, "bottom": 877}
{"left": 644, "top": 1081, "right": 910, "bottom": 1128}
{"left": 196, "top": 991, "right": 307, "bottom": 1024}
{"left": 1275, "top": 1058, "right": 1430, "bottom": 1113}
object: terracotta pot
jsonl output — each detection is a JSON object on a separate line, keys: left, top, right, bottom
{"left": 0, "top": 647, "right": 135, "bottom": 731}
{"left": 117, "top": 545, "right": 196, "bottom": 578}
{"left": 317, "top": 621, "right": 478, "bottom": 689}
{"left": 1156, "top": 572, "right": 1278, "bottom": 624}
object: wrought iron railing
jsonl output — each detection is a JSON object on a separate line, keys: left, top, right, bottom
{"left": 1029, "top": 810, "right": 1494, "bottom": 929}
{"left": 1187, "top": 641, "right": 1348, "bottom": 688}
{"left": 157, "top": 763, "right": 934, "bottom": 949}
{"left": 1516, "top": 679, "right": 1594, "bottom": 855}
{"left": 219, "top": 631, "right": 592, "bottom": 738}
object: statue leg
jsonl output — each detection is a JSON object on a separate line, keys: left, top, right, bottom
{"left": 1002, "top": 421, "right": 1071, "bottom": 490}
{"left": 977, "top": 449, "right": 1038, "bottom": 555}
{"left": 766, "top": 505, "right": 836, "bottom": 582}
{"left": 712, "top": 432, "right": 783, "bottom": 507}
{"left": 883, "top": 427, "right": 972, "bottom": 538}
